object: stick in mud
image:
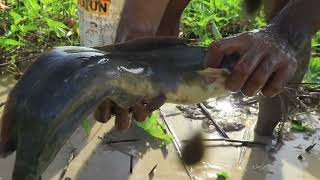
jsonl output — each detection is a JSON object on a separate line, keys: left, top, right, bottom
{"left": 197, "top": 103, "right": 229, "bottom": 138}
{"left": 305, "top": 143, "right": 316, "bottom": 153}
{"left": 159, "top": 109, "right": 193, "bottom": 180}
{"left": 59, "top": 148, "right": 77, "bottom": 180}
{"left": 148, "top": 164, "right": 158, "bottom": 175}
{"left": 182, "top": 138, "right": 267, "bottom": 147}
{"left": 104, "top": 139, "right": 140, "bottom": 144}
{"left": 129, "top": 155, "right": 133, "bottom": 174}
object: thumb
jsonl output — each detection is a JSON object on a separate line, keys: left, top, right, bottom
{"left": 205, "top": 35, "right": 251, "bottom": 68}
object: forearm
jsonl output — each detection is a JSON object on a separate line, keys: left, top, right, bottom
{"left": 115, "top": 0, "right": 170, "bottom": 43}
{"left": 267, "top": 0, "right": 320, "bottom": 53}
{"left": 156, "top": 0, "right": 190, "bottom": 36}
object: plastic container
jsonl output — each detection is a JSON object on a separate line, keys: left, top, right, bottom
{"left": 78, "top": 0, "right": 125, "bottom": 47}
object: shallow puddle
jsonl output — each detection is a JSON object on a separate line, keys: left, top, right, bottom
{"left": 0, "top": 76, "right": 319, "bottom": 180}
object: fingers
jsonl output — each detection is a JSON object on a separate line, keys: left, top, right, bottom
{"left": 94, "top": 95, "right": 166, "bottom": 130}
{"left": 94, "top": 100, "right": 132, "bottom": 130}
{"left": 132, "top": 95, "right": 166, "bottom": 122}
{"left": 207, "top": 31, "right": 297, "bottom": 97}
{"left": 262, "top": 62, "right": 297, "bottom": 97}
{"left": 205, "top": 34, "right": 251, "bottom": 68}
{"left": 145, "top": 95, "right": 166, "bottom": 111}
{"left": 114, "top": 95, "right": 165, "bottom": 129}
{"left": 94, "top": 99, "right": 112, "bottom": 123}
{"left": 226, "top": 44, "right": 267, "bottom": 92}
{"left": 241, "top": 54, "right": 274, "bottom": 96}
{"left": 132, "top": 103, "right": 149, "bottom": 122}
{"left": 114, "top": 106, "right": 131, "bottom": 130}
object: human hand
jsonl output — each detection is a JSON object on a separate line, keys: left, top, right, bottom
{"left": 206, "top": 29, "right": 297, "bottom": 97}
{"left": 94, "top": 95, "right": 166, "bottom": 130}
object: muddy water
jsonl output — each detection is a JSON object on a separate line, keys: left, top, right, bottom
{"left": 0, "top": 75, "right": 319, "bottom": 180}
{"left": 161, "top": 102, "right": 320, "bottom": 180}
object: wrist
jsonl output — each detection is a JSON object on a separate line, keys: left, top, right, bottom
{"left": 265, "top": 23, "right": 309, "bottom": 55}
{"left": 264, "top": 0, "right": 320, "bottom": 54}
{"left": 255, "top": 27, "right": 297, "bottom": 61}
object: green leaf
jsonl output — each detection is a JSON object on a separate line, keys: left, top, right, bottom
{"left": 0, "top": 38, "right": 25, "bottom": 46}
{"left": 197, "top": 14, "right": 217, "bottom": 27}
{"left": 308, "top": 57, "right": 320, "bottom": 81}
{"left": 46, "top": 18, "right": 68, "bottom": 29}
{"left": 20, "top": 25, "right": 38, "bottom": 33}
{"left": 81, "top": 118, "right": 92, "bottom": 136}
{"left": 10, "top": 24, "right": 18, "bottom": 33}
{"left": 9, "top": 11, "right": 23, "bottom": 25}
{"left": 217, "top": 171, "right": 229, "bottom": 180}
{"left": 26, "top": 0, "right": 41, "bottom": 10}
{"left": 291, "top": 120, "right": 307, "bottom": 132}
{"left": 137, "top": 111, "right": 173, "bottom": 144}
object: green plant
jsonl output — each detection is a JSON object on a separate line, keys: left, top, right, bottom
{"left": 137, "top": 111, "right": 173, "bottom": 144}
{"left": 181, "top": 0, "right": 266, "bottom": 45}
{"left": 81, "top": 118, "right": 93, "bottom": 136}
{"left": 217, "top": 171, "right": 229, "bottom": 180}
{"left": 0, "top": 0, "right": 79, "bottom": 50}
{"left": 1, "top": 0, "right": 319, "bottom": 84}
{"left": 304, "top": 32, "right": 320, "bottom": 84}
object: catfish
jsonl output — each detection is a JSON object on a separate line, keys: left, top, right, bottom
{"left": 0, "top": 37, "right": 237, "bottom": 180}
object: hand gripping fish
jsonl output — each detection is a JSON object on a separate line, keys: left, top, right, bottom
{"left": 0, "top": 37, "right": 237, "bottom": 180}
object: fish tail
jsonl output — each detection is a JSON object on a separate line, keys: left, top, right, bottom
{"left": 12, "top": 145, "right": 41, "bottom": 180}
{"left": 0, "top": 99, "right": 17, "bottom": 158}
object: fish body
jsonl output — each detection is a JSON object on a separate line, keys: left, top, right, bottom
{"left": 0, "top": 37, "right": 231, "bottom": 179}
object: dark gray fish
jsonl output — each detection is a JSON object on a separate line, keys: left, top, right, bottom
{"left": 0, "top": 37, "right": 235, "bottom": 180}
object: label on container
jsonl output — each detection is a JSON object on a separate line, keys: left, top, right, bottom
{"left": 78, "top": 0, "right": 111, "bottom": 16}
{"left": 78, "top": 0, "right": 124, "bottom": 47}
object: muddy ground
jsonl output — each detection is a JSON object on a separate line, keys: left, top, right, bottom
{"left": 0, "top": 76, "right": 319, "bottom": 180}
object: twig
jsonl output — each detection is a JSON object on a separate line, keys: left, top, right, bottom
{"left": 291, "top": 109, "right": 319, "bottom": 116}
{"left": 0, "top": 58, "right": 34, "bottom": 67}
{"left": 59, "top": 148, "right": 77, "bottom": 180}
{"left": 182, "top": 138, "right": 266, "bottom": 146}
{"left": 159, "top": 110, "right": 183, "bottom": 152}
{"left": 165, "top": 112, "right": 182, "bottom": 117}
{"left": 148, "top": 164, "right": 158, "bottom": 175}
{"left": 237, "top": 129, "right": 251, "bottom": 166}
{"left": 205, "top": 144, "right": 262, "bottom": 148}
{"left": 288, "top": 82, "right": 320, "bottom": 86}
{"left": 159, "top": 109, "right": 193, "bottom": 180}
{"left": 197, "top": 103, "right": 229, "bottom": 138}
{"left": 284, "top": 89, "right": 317, "bottom": 126}
{"left": 235, "top": 99, "right": 258, "bottom": 106}
{"left": 129, "top": 155, "right": 133, "bottom": 174}
{"left": 104, "top": 139, "right": 140, "bottom": 144}
{"left": 276, "top": 95, "right": 287, "bottom": 149}
{"left": 305, "top": 143, "right": 316, "bottom": 153}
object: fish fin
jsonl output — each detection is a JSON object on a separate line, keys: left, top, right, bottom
{"left": 95, "top": 36, "right": 188, "bottom": 52}
{"left": 198, "top": 68, "right": 230, "bottom": 83}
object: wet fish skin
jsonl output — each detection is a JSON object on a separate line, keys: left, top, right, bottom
{"left": 0, "top": 37, "right": 231, "bottom": 180}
